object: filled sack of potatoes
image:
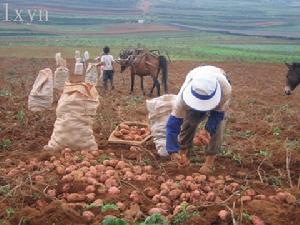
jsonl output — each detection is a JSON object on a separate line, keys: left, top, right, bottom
{"left": 55, "top": 52, "right": 67, "bottom": 67}
{"left": 54, "top": 66, "right": 69, "bottom": 91}
{"left": 28, "top": 68, "right": 54, "bottom": 112}
{"left": 146, "top": 95, "right": 177, "bottom": 156}
{"left": 85, "top": 63, "right": 98, "bottom": 85}
{"left": 74, "top": 58, "right": 84, "bottom": 75}
{"left": 75, "top": 50, "right": 80, "bottom": 59}
{"left": 44, "top": 83, "right": 99, "bottom": 151}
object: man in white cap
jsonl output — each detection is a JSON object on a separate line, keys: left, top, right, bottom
{"left": 165, "top": 65, "right": 231, "bottom": 174}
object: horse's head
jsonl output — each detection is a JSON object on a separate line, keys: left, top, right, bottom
{"left": 116, "top": 49, "right": 136, "bottom": 73}
{"left": 285, "top": 63, "right": 300, "bottom": 95}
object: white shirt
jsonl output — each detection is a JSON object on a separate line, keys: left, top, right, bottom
{"left": 172, "top": 66, "right": 232, "bottom": 118}
{"left": 101, "top": 55, "right": 114, "bottom": 70}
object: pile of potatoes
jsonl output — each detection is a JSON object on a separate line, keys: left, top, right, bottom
{"left": 3, "top": 148, "right": 297, "bottom": 223}
{"left": 113, "top": 123, "right": 150, "bottom": 141}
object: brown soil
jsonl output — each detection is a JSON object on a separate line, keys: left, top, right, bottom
{"left": 0, "top": 57, "right": 299, "bottom": 225}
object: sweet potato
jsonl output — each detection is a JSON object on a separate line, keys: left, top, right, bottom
{"left": 152, "top": 194, "right": 161, "bottom": 203}
{"left": 245, "top": 189, "right": 256, "bottom": 196}
{"left": 160, "top": 196, "right": 171, "bottom": 204}
{"left": 134, "top": 135, "right": 143, "bottom": 141}
{"left": 194, "top": 175, "right": 207, "bottom": 183}
{"left": 191, "top": 190, "right": 201, "bottom": 200}
{"left": 67, "top": 193, "right": 86, "bottom": 202}
{"left": 254, "top": 195, "right": 266, "bottom": 200}
{"left": 47, "top": 189, "right": 56, "bottom": 198}
{"left": 133, "top": 166, "right": 142, "bottom": 175}
{"left": 97, "top": 186, "right": 107, "bottom": 194}
{"left": 208, "top": 176, "right": 216, "bottom": 182}
{"left": 144, "top": 187, "right": 159, "bottom": 198}
{"left": 120, "top": 129, "right": 130, "bottom": 135}
{"left": 86, "top": 193, "right": 96, "bottom": 203}
{"left": 105, "top": 169, "right": 116, "bottom": 177}
{"left": 124, "top": 171, "right": 134, "bottom": 180}
{"left": 180, "top": 193, "right": 191, "bottom": 201}
{"left": 113, "top": 130, "right": 122, "bottom": 137}
{"left": 206, "top": 191, "right": 216, "bottom": 202}
{"left": 81, "top": 161, "right": 91, "bottom": 167}
{"left": 218, "top": 210, "right": 229, "bottom": 221}
{"left": 117, "top": 201, "right": 126, "bottom": 211}
{"left": 135, "top": 174, "right": 147, "bottom": 181}
{"left": 156, "top": 203, "right": 170, "bottom": 211}
{"left": 56, "top": 166, "right": 66, "bottom": 175}
{"left": 72, "top": 170, "right": 84, "bottom": 181}
{"left": 62, "top": 174, "right": 74, "bottom": 183}
{"left": 87, "top": 177, "right": 97, "bottom": 185}
{"left": 275, "top": 192, "right": 286, "bottom": 202}
{"left": 202, "top": 185, "right": 212, "bottom": 193}
{"left": 93, "top": 199, "right": 103, "bottom": 207}
{"left": 82, "top": 211, "right": 95, "bottom": 222}
{"left": 169, "top": 189, "right": 183, "bottom": 200}
{"left": 285, "top": 193, "right": 296, "bottom": 204}
{"left": 148, "top": 208, "right": 167, "bottom": 215}
{"left": 116, "top": 161, "right": 126, "bottom": 170}
{"left": 85, "top": 185, "right": 96, "bottom": 193}
{"left": 240, "top": 195, "right": 252, "bottom": 202}
{"left": 105, "top": 178, "right": 118, "bottom": 188}
{"left": 95, "top": 164, "right": 105, "bottom": 172}
{"left": 130, "top": 190, "right": 142, "bottom": 203}
{"left": 119, "top": 124, "right": 130, "bottom": 130}
{"left": 123, "top": 135, "right": 132, "bottom": 140}
{"left": 65, "top": 165, "right": 77, "bottom": 174}
{"left": 108, "top": 186, "right": 120, "bottom": 195}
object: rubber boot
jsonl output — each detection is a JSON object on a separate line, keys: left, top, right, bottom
{"left": 199, "top": 155, "right": 216, "bottom": 175}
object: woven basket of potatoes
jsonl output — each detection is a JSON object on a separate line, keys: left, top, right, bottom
{"left": 108, "top": 121, "right": 151, "bottom": 145}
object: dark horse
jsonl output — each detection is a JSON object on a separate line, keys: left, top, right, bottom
{"left": 285, "top": 62, "right": 300, "bottom": 95}
{"left": 116, "top": 48, "right": 168, "bottom": 96}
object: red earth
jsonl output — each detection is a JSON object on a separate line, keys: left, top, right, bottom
{"left": 0, "top": 58, "right": 299, "bottom": 225}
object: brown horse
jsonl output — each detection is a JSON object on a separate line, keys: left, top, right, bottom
{"left": 116, "top": 48, "right": 168, "bottom": 96}
{"left": 284, "top": 62, "right": 300, "bottom": 95}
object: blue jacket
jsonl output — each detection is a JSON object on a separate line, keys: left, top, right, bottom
{"left": 166, "top": 111, "right": 224, "bottom": 154}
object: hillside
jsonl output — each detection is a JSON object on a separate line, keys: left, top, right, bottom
{"left": 1, "top": 0, "right": 300, "bottom": 62}
{"left": 0, "top": 0, "right": 300, "bottom": 37}
{"left": 1, "top": 0, "right": 300, "bottom": 38}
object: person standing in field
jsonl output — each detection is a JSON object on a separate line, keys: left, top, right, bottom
{"left": 165, "top": 65, "right": 231, "bottom": 175}
{"left": 101, "top": 46, "right": 115, "bottom": 90}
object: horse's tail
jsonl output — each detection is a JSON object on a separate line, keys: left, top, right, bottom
{"left": 159, "top": 55, "right": 168, "bottom": 93}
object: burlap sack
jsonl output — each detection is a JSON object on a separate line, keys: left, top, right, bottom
{"left": 146, "top": 95, "right": 177, "bottom": 156}
{"left": 55, "top": 53, "right": 61, "bottom": 66}
{"left": 55, "top": 53, "right": 67, "bottom": 67}
{"left": 85, "top": 63, "right": 98, "bottom": 85}
{"left": 28, "top": 68, "right": 53, "bottom": 112}
{"left": 54, "top": 67, "right": 69, "bottom": 91}
{"left": 75, "top": 58, "right": 84, "bottom": 75}
{"left": 45, "top": 83, "right": 99, "bottom": 151}
{"left": 75, "top": 50, "right": 80, "bottom": 59}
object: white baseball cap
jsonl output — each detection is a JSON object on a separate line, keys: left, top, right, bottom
{"left": 182, "top": 68, "right": 221, "bottom": 111}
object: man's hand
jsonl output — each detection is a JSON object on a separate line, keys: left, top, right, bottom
{"left": 193, "top": 129, "right": 211, "bottom": 147}
{"left": 170, "top": 152, "right": 190, "bottom": 167}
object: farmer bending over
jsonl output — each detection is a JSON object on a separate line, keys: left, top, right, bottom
{"left": 101, "top": 46, "right": 115, "bottom": 90}
{"left": 166, "top": 65, "right": 231, "bottom": 174}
